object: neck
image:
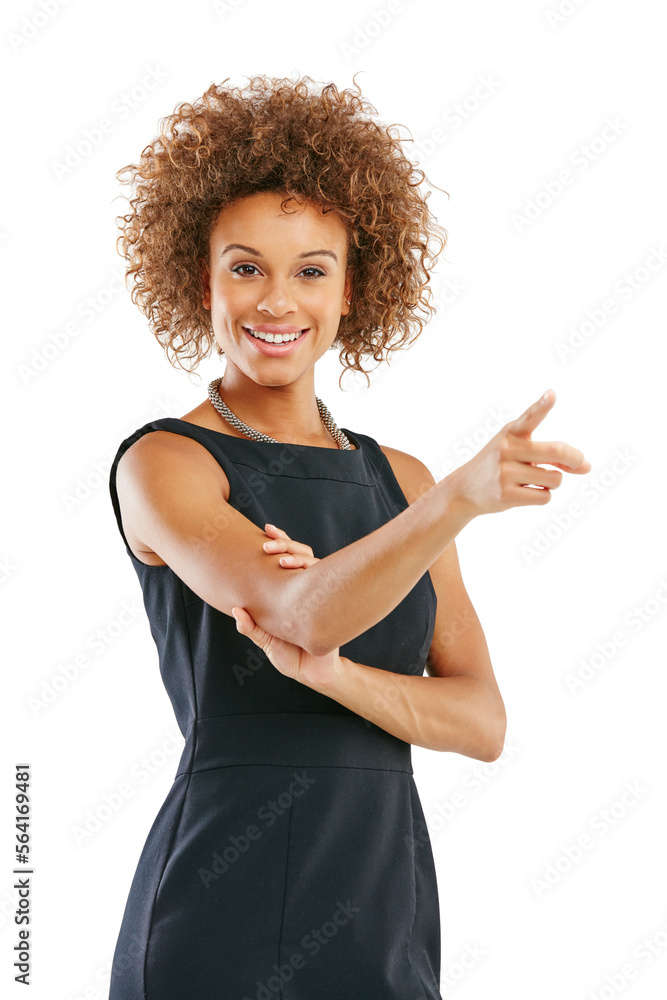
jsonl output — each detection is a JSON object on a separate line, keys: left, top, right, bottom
{"left": 217, "top": 365, "right": 331, "bottom": 445}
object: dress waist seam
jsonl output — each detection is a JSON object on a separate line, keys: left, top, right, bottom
{"left": 176, "top": 761, "right": 414, "bottom": 777}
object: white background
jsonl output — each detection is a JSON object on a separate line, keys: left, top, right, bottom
{"left": 3, "top": 0, "right": 666, "bottom": 997}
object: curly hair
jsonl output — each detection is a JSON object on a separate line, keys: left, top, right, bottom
{"left": 114, "top": 73, "right": 448, "bottom": 386}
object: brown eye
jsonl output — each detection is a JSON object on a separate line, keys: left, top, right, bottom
{"left": 231, "top": 264, "right": 260, "bottom": 275}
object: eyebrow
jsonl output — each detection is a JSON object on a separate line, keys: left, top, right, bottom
{"left": 220, "top": 243, "right": 339, "bottom": 264}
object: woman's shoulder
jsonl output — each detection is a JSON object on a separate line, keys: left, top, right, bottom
{"left": 375, "top": 442, "right": 438, "bottom": 506}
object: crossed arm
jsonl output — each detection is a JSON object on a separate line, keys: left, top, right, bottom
{"left": 231, "top": 451, "right": 507, "bottom": 763}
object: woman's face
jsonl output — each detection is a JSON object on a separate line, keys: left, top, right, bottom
{"left": 201, "top": 190, "right": 353, "bottom": 386}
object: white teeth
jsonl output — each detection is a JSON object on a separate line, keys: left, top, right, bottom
{"left": 245, "top": 327, "right": 304, "bottom": 344}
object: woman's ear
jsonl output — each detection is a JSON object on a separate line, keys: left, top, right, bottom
{"left": 200, "top": 257, "right": 211, "bottom": 310}
{"left": 342, "top": 268, "right": 353, "bottom": 315}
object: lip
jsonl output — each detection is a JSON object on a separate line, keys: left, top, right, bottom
{"left": 243, "top": 326, "right": 309, "bottom": 356}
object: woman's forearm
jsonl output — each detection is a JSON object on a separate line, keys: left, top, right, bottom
{"left": 312, "top": 655, "right": 506, "bottom": 760}
{"left": 255, "top": 475, "right": 473, "bottom": 657}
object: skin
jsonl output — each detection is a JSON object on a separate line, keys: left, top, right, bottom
{"left": 118, "top": 190, "right": 592, "bottom": 761}
{"left": 199, "top": 189, "right": 354, "bottom": 447}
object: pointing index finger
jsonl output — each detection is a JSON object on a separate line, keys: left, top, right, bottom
{"left": 510, "top": 388, "right": 556, "bottom": 438}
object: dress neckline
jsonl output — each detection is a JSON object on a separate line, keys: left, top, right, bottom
{"left": 169, "top": 418, "right": 362, "bottom": 453}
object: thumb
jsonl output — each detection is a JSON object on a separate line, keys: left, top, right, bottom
{"left": 231, "top": 606, "right": 254, "bottom": 634}
{"left": 231, "top": 607, "right": 271, "bottom": 653}
{"left": 508, "top": 388, "right": 555, "bottom": 438}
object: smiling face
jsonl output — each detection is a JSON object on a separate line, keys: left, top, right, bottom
{"left": 201, "top": 190, "right": 353, "bottom": 387}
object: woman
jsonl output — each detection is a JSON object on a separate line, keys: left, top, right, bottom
{"left": 107, "top": 74, "right": 590, "bottom": 998}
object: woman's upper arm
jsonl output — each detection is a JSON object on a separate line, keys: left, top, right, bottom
{"left": 378, "top": 444, "right": 503, "bottom": 697}
{"left": 114, "top": 431, "right": 299, "bottom": 627}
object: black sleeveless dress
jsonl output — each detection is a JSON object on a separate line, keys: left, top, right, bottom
{"left": 107, "top": 417, "right": 443, "bottom": 1000}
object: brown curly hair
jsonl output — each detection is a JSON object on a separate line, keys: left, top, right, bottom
{"left": 114, "top": 73, "right": 448, "bottom": 386}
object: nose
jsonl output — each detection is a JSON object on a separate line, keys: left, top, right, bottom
{"left": 256, "top": 279, "right": 298, "bottom": 317}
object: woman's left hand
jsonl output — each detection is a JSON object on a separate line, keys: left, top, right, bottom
{"left": 231, "top": 523, "right": 343, "bottom": 690}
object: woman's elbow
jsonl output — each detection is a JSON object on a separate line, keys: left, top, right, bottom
{"left": 274, "top": 572, "right": 339, "bottom": 657}
{"left": 479, "top": 702, "right": 507, "bottom": 762}
{"left": 269, "top": 594, "right": 334, "bottom": 658}
{"left": 299, "top": 627, "right": 337, "bottom": 659}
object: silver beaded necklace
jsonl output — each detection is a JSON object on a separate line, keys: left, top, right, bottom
{"left": 207, "top": 376, "right": 353, "bottom": 450}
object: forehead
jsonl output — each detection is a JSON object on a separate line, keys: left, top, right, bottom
{"left": 210, "top": 191, "right": 348, "bottom": 245}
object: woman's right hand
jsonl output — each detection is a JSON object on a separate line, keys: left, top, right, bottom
{"left": 446, "top": 388, "right": 592, "bottom": 519}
